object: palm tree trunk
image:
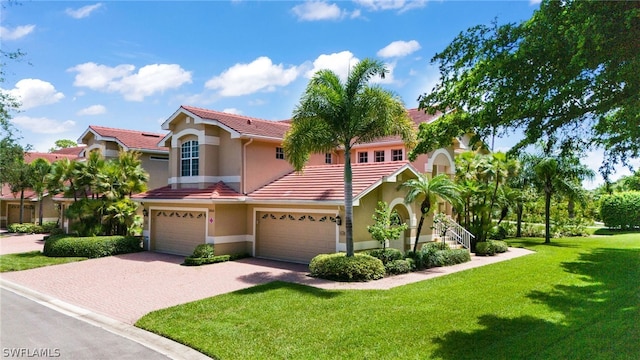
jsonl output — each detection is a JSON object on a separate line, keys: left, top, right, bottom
{"left": 19, "top": 188, "right": 25, "bottom": 224}
{"left": 38, "top": 197, "right": 44, "bottom": 225}
{"left": 344, "top": 146, "right": 354, "bottom": 257}
{"left": 413, "top": 215, "right": 425, "bottom": 253}
{"left": 544, "top": 188, "right": 552, "bottom": 244}
{"left": 516, "top": 203, "right": 523, "bottom": 237}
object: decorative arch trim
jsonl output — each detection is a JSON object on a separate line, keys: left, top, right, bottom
{"left": 426, "top": 149, "right": 455, "bottom": 175}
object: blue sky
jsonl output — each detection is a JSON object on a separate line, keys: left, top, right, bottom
{"left": 2, "top": 0, "right": 633, "bottom": 188}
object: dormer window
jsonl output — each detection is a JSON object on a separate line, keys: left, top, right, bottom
{"left": 181, "top": 140, "right": 199, "bottom": 176}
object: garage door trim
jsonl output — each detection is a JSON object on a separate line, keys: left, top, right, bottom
{"left": 253, "top": 207, "right": 339, "bottom": 261}
{"left": 149, "top": 206, "right": 209, "bottom": 255}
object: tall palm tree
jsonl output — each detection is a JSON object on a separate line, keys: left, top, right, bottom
{"left": 283, "top": 58, "right": 416, "bottom": 257}
{"left": 532, "top": 154, "right": 594, "bottom": 243}
{"left": 30, "top": 158, "right": 52, "bottom": 225}
{"left": 400, "top": 173, "right": 461, "bottom": 253}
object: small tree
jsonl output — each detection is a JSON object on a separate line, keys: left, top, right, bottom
{"left": 367, "top": 201, "right": 408, "bottom": 250}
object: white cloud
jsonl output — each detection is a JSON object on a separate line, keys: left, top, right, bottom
{"left": 530, "top": 0, "right": 543, "bottom": 5}
{"left": 6, "top": 79, "right": 65, "bottom": 110}
{"left": 77, "top": 104, "right": 106, "bottom": 116}
{"left": 305, "top": 51, "right": 360, "bottom": 81}
{"left": 0, "top": 25, "right": 36, "bottom": 41}
{"left": 205, "top": 57, "right": 299, "bottom": 97}
{"left": 355, "top": 0, "right": 427, "bottom": 13}
{"left": 68, "top": 62, "right": 192, "bottom": 101}
{"left": 66, "top": 3, "right": 103, "bottom": 19}
{"left": 377, "top": 40, "right": 421, "bottom": 58}
{"left": 11, "top": 116, "right": 76, "bottom": 134}
{"left": 292, "top": 1, "right": 344, "bottom": 21}
{"left": 222, "top": 108, "right": 242, "bottom": 115}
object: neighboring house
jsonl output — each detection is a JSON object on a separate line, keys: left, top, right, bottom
{"left": 77, "top": 125, "right": 169, "bottom": 190}
{"left": 131, "top": 105, "right": 468, "bottom": 263}
{"left": 0, "top": 152, "right": 79, "bottom": 228}
{"left": 54, "top": 126, "right": 170, "bottom": 233}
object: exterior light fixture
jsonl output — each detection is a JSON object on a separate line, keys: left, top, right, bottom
{"left": 336, "top": 215, "right": 342, "bottom": 226}
{"left": 143, "top": 209, "right": 149, "bottom": 217}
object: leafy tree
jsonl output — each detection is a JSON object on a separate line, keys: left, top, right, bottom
{"left": 283, "top": 58, "right": 416, "bottom": 257}
{"left": 49, "top": 139, "right": 77, "bottom": 152}
{"left": 8, "top": 159, "right": 33, "bottom": 224}
{"left": 30, "top": 158, "right": 52, "bottom": 225}
{"left": 367, "top": 201, "right": 408, "bottom": 250}
{"left": 400, "top": 173, "right": 461, "bottom": 252}
{"left": 411, "top": 1, "right": 639, "bottom": 181}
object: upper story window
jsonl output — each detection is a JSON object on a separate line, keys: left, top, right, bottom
{"left": 325, "top": 153, "right": 332, "bottom": 164}
{"left": 374, "top": 150, "right": 385, "bottom": 162}
{"left": 392, "top": 149, "right": 403, "bottom": 161}
{"left": 358, "top": 151, "right": 368, "bottom": 163}
{"left": 181, "top": 140, "right": 199, "bottom": 176}
{"left": 276, "top": 147, "right": 284, "bottom": 160}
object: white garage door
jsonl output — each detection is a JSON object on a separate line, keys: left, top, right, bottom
{"left": 256, "top": 211, "right": 337, "bottom": 263}
{"left": 151, "top": 210, "right": 206, "bottom": 256}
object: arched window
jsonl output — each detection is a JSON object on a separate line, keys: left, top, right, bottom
{"left": 181, "top": 140, "right": 199, "bottom": 176}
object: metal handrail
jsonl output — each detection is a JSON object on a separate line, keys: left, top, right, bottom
{"left": 433, "top": 214, "right": 474, "bottom": 250}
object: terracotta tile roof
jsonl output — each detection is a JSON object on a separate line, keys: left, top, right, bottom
{"left": 23, "top": 152, "right": 79, "bottom": 164}
{"left": 177, "top": 106, "right": 439, "bottom": 144}
{"left": 86, "top": 125, "right": 168, "bottom": 152}
{"left": 0, "top": 183, "right": 37, "bottom": 200}
{"left": 132, "top": 182, "right": 245, "bottom": 201}
{"left": 249, "top": 161, "right": 416, "bottom": 202}
{"left": 182, "top": 105, "right": 291, "bottom": 139}
{"left": 50, "top": 146, "right": 85, "bottom": 156}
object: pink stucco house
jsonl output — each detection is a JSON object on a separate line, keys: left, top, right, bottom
{"left": 129, "top": 105, "right": 469, "bottom": 263}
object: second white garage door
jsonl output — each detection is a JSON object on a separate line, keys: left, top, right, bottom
{"left": 151, "top": 210, "right": 206, "bottom": 256}
{"left": 256, "top": 211, "right": 337, "bottom": 263}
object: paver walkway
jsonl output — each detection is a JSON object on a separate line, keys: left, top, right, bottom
{"left": 0, "top": 247, "right": 533, "bottom": 324}
{"left": 0, "top": 232, "right": 46, "bottom": 255}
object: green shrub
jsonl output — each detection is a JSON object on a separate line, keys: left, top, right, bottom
{"left": 489, "top": 240, "right": 509, "bottom": 253}
{"left": 6, "top": 222, "right": 58, "bottom": 234}
{"left": 600, "top": 191, "right": 640, "bottom": 230}
{"left": 43, "top": 235, "right": 142, "bottom": 258}
{"left": 440, "top": 249, "right": 472, "bottom": 265}
{"left": 384, "top": 259, "right": 412, "bottom": 275}
{"left": 309, "top": 253, "right": 385, "bottom": 282}
{"left": 475, "top": 241, "right": 495, "bottom": 256}
{"left": 192, "top": 243, "right": 215, "bottom": 258}
{"left": 184, "top": 255, "right": 230, "bottom": 266}
{"left": 488, "top": 225, "right": 509, "bottom": 240}
{"left": 364, "top": 248, "right": 403, "bottom": 265}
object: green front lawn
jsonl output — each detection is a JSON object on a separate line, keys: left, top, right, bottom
{"left": 0, "top": 251, "right": 87, "bottom": 272}
{"left": 136, "top": 233, "right": 640, "bottom": 360}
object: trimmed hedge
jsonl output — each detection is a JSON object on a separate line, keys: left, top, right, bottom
{"left": 601, "top": 191, "right": 640, "bottom": 229}
{"left": 183, "top": 252, "right": 250, "bottom": 266}
{"left": 475, "top": 240, "right": 509, "bottom": 256}
{"left": 184, "top": 255, "right": 230, "bottom": 266}
{"left": 405, "top": 242, "right": 471, "bottom": 269}
{"left": 309, "top": 253, "right": 385, "bottom": 282}
{"left": 43, "top": 235, "right": 142, "bottom": 258}
{"left": 8, "top": 222, "right": 59, "bottom": 234}
{"left": 363, "top": 248, "right": 403, "bottom": 265}
{"left": 385, "top": 259, "right": 412, "bottom": 275}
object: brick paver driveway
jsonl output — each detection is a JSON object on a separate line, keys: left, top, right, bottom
{"left": 0, "top": 233, "right": 46, "bottom": 255}
{"left": 0, "top": 244, "right": 533, "bottom": 325}
{"left": 0, "top": 252, "right": 312, "bottom": 324}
